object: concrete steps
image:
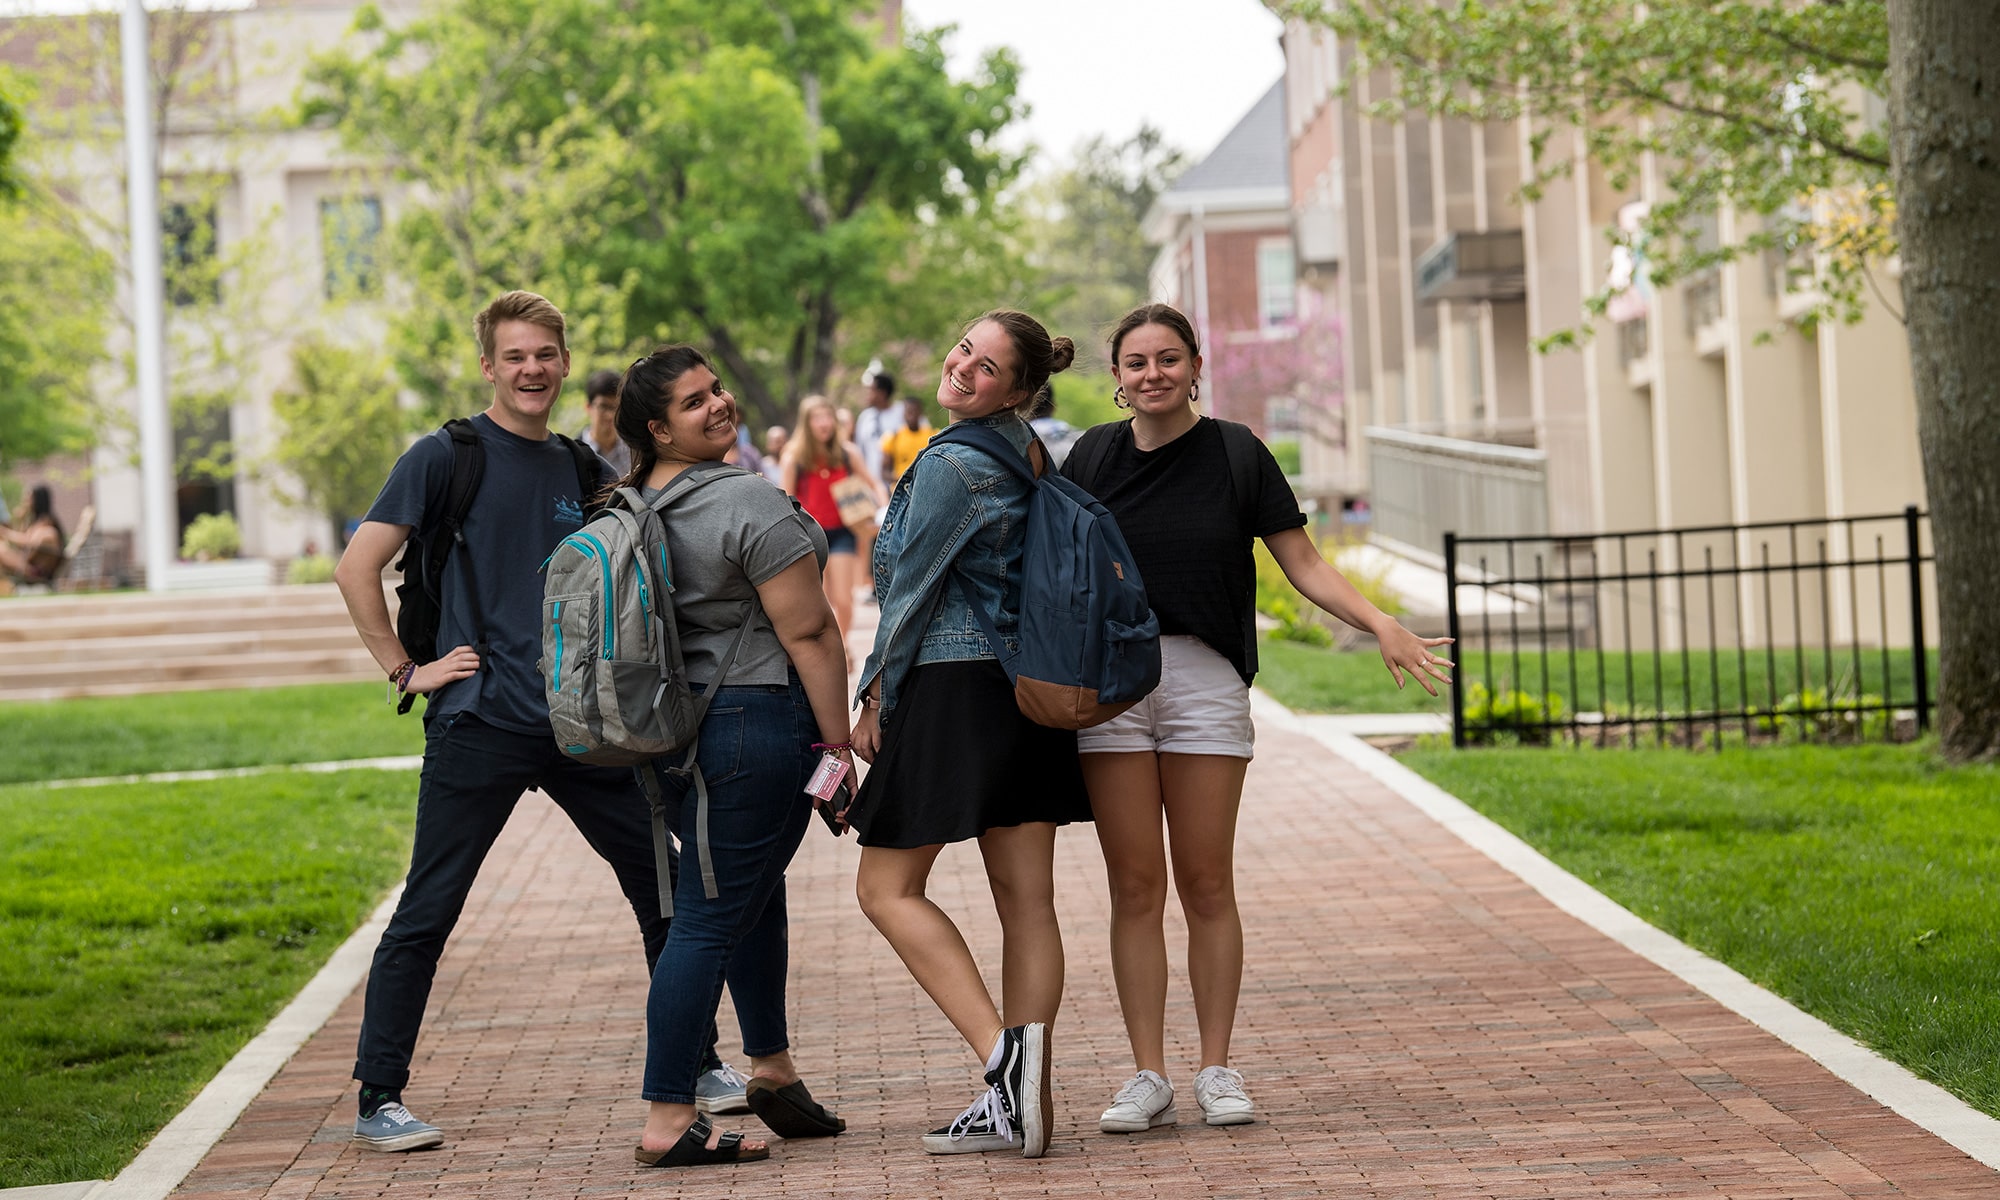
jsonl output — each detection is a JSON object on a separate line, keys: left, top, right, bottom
{"left": 0, "top": 583, "right": 387, "bottom": 702}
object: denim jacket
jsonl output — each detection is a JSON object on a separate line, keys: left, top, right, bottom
{"left": 856, "top": 411, "right": 1034, "bottom": 720}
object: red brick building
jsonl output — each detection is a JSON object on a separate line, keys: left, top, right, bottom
{"left": 1141, "top": 81, "right": 1296, "bottom": 435}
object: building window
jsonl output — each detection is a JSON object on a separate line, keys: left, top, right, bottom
{"left": 162, "top": 201, "right": 219, "bottom": 307}
{"left": 1257, "top": 239, "right": 1297, "bottom": 329}
{"left": 320, "top": 195, "right": 383, "bottom": 299}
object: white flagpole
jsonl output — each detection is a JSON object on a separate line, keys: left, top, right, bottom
{"left": 122, "top": 0, "right": 175, "bottom": 590}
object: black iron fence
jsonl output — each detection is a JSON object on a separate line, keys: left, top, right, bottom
{"left": 1442, "top": 507, "right": 1934, "bottom": 749}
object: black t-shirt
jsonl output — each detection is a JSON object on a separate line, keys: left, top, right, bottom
{"left": 363, "top": 413, "right": 613, "bottom": 734}
{"left": 1061, "top": 417, "right": 1304, "bottom": 683}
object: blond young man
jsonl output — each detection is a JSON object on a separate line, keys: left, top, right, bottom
{"left": 333, "top": 292, "right": 724, "bottom": 1150}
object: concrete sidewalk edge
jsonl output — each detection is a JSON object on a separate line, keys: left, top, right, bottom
{"left": 1249, "top": 688, "right": 2000, "bottom": 1173}
{"left": 88, "top": 884, "right": 407, "bottom": 1200}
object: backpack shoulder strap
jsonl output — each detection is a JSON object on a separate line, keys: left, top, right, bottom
{"left": 553, "top": 431, "right": 602, "bottom": 516}
{"left": 1067, "top": 420, "right": 1125, "bottom": 494}
{"left": 437, "top": 417, "right": 490, "bottom": 651}
{"left": 1214, "top": 418, "right": 1267, "bottom": 678}
{"left": 1215, "top": 419, "right": 1262, "bottom": 535}
{"left": 932, "top": 421, "right": 1037, "bottom": 486}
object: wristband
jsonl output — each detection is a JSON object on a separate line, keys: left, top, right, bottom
{"left": 812, "top": 741, "right": 852, "bottom": 752}
{"left": 388, "top": 659, "right": 415, "bottom": 682}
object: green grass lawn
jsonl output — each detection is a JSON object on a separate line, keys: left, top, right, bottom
{"left": 0, "top": 770, "right": 416, "bottom": 1187}
{"left": 1400, "top": 741, "right": 2000, "bottom": 1117}
{"left": 1256, "top": 638, "right": 1451, "bottom": 714}
{"left": 1256, "top": 636, "right": 1936, "bottom": 723}
{"left": 0, "top": 683, "right": 425, "bottom": 785}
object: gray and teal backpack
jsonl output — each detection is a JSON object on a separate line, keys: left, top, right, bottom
{"left": 539, "top": 462, "right": 758, "bottom": 918}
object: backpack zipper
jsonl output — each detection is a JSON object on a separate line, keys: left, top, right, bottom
{"left": 550, "top": 600, "right": 564, "bottom": 693}
{"left": 559, "top": 532, "right": 618, "bottom": 659}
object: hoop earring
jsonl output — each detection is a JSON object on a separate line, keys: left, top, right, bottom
{"left": 1189, "top": 381, "right": 1201, "bottom": 405}
{"left": 1113, "top": 386, "right": 1131, "bottom": 410}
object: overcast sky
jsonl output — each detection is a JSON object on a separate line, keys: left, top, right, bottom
{"left": 902, "top": 0, "right": 1285, "bottom": 173}
{"left": 0, "top": 0, "right": 1289, "bottom": 173}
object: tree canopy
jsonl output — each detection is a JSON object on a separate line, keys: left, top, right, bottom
{"left": 1271, "top": 0, "right": 1894, "bottom": 329}
{"left": 306, "top": 0, "right": 1031, "bottom": 429}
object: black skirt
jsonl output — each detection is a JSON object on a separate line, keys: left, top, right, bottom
{"left": 849, "top": 659, "right": 1092, "bottom": 848}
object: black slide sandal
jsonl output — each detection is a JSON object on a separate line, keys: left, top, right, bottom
{"left": 745, "top": 1078, "right": 846, "bottom": 1138}
{"left": 633, "top": 1115, "right": 770, "bottom": 1167}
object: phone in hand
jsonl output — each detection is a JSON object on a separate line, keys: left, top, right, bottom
{"left": 806, "top": 752, "right": 853, "bottom": 837}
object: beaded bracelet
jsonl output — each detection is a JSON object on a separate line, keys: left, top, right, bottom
{"left": 812, "top": 741, "right": 853, "bottom": 752}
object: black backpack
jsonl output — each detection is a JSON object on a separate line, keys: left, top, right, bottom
{"left": 391, "top": 416, "right": 599, "bottom": 714}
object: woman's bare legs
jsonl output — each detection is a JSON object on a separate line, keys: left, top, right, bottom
{"left": 1080, "top": 753, "right": 1170, "bottom": 1075}
{"left": 857, "top": 843, "right": 1004, "bottom": 1058}
{"left": 820, "top": 551, "right": 858, "bottom": 635}
{"left": 1160, "top": 753, "right": 1248, "bottom": 1068}
{"left": 978, "top": 821, "right": 1064, "bottom": 1027}
{"left": 857, "top": 822, "right": 1063, "bottom": 1062}
{"left": 1085, "top": 751, "right": 1249, "bottom": 1072}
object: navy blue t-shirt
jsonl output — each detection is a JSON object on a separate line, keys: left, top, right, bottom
{"left": 364, "top": 413, "right": 612, "bottom": 734}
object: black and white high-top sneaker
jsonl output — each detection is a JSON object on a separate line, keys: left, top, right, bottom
{"left": 985, "top": 1022, "right": 1050, "bottom": 1158}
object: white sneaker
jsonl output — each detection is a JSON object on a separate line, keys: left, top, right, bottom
{"left": 1193, "top": 1065, "right": 1254, "bottom": 1126}
{"left": 1099, "top": 1069, "right": 1177, "bottom": 1133}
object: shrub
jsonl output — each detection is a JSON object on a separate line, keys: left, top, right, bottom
{"left": 1463, "top": 680, "right": 1569, "bottom": 745}
{"left": 285, "top": 554, "right": 336, "bottom": 585}
{"left": 179, "top": 512, "right": 241, "bottom": 561}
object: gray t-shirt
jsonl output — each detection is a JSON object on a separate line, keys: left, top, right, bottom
{"left": 364, "top": 413, "right": 613, "bottom": 734}
{"left": 641, "top": 468, "right": 828, "bottom": 688}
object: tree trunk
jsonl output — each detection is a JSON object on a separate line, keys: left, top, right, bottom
{"left": 692, "top": 309, "right": 784, "bottom": 432}
{"left": 806, "top": 285, "right": 839, "bottom": 397}
{"left": 1888, "top": 0, "right": 2000, "bottom": 761}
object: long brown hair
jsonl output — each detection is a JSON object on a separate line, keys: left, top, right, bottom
{"left": 788, "top": 395, "right": 846, "bottom": 473}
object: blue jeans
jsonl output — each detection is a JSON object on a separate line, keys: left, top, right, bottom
{"left": 356, "top": 711, "right": 700, "bottom": 1090}
{"left": 641, "top": 675, "right": 818, "bottom": 1103}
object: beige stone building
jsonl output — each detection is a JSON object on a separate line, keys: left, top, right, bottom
{"left": 1277, "top": 18, "right": 1932, "bottom": 653}
{"left": 4, "top": 0, "right": 419, "bottom": 576}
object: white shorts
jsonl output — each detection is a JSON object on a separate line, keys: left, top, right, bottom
{"left": 1077, "top": 635, "right": 1255, "bottom": 760}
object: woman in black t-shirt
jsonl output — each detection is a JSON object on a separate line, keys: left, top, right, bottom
{"left": 1061, "top": 304, "right": 1452, "bottom": 1133}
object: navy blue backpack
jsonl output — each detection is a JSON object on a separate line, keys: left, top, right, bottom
{"left": 933, "top": 422, "right": 1161, "bottom": 729}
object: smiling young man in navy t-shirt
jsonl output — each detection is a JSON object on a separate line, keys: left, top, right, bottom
{"left": 332, "top": 292, "right": 710, "bottom": 1151}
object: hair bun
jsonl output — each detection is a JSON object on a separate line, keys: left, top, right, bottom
{"left": 1047, "top": 336, "right": 1076, "bottom": 375}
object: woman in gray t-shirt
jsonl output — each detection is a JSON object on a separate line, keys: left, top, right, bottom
{"left": 610, "top": 346, "right": 853, "bottom": 1169}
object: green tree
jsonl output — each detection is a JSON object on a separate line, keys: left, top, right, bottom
{"left": 1273, "top": 0, "right": 1997, "bottom": 760}
{"left": 1025, "top": 126, "right": 1187, "bottom": 352}
{"left": 1, "top": 7, "right": 291, "bottom": 485}
{"left": 0, "top": 70, "right": 22, "bottom": 201}
{"left": 266, "top": 339, "right": 407, "bottom": 545}
{"left": 0, "top": 61, "right": 114, "bottom": 471}
{"left": 306, "top": 0, "right": 1029, "bottom": 429}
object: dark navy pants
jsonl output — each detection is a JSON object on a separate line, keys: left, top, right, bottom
{"left": 354, "top": 711, "right": 719, "bottom": 1089}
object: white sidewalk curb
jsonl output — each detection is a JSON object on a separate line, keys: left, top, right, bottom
{"left": 39, "top": 757, "right": 424, "bottom": 791}
{"left": 1252, "top": 688, "right": 2000, "bottom": 1173}
{"left": 84, "top": 885, "right": 405, "bottom": 1200}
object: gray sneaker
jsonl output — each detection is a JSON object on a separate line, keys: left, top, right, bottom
{"left": 695, "top": 1063, "right": 752, "bottom": 1115}
{"left": 352, "top": 1102, "right": 444, "bottom": 1152}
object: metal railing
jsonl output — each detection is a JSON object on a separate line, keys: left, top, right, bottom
{"left": 1442, "top": 507, "right": 1934, "bottom": 748}
{"left": 1366, "top": 425, "right": 1548, "bottom": 554}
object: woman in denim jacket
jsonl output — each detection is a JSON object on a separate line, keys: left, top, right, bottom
{"left": 849, "top": 310, "right": 1090, "bottom": 1160}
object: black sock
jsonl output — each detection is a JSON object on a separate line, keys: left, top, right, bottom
{"left": 358, "top": 1083, "right": 401, "bottom": 1120}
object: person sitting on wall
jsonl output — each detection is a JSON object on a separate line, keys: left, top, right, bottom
{"left": 0, "top": 486, "right": 65, "bottom": 587}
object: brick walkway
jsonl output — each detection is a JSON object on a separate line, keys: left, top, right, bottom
{"left": 168, "top": 705, "right": 1996, "bottom": 1197}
